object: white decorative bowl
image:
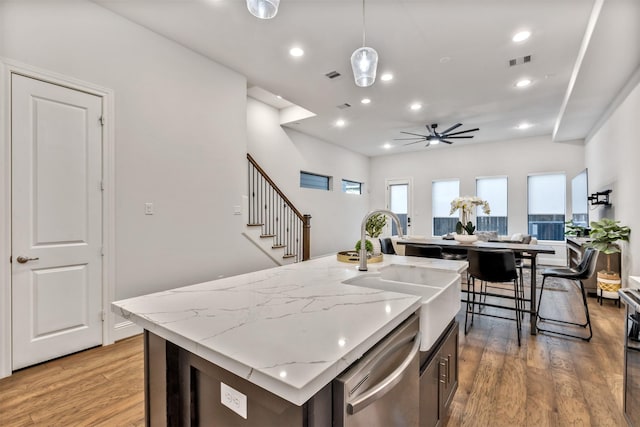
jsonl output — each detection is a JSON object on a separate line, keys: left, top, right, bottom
{"left": 454, "top": 234, "right": 478, "bottom": 243}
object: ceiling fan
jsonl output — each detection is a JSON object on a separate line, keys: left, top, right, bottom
{"left": 395, "top": 123, "right": 479, "bottom": 147}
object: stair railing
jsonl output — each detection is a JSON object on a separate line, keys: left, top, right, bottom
{"left": 247, "top": 153, "right": 311, "bottom": 262}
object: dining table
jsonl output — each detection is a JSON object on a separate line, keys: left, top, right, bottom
{"left": 397, "top": 237, "right": 556, "bottom": 335}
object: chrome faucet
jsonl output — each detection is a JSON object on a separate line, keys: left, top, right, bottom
{"left": 359, "top": 209, "right": 405, "bottom": 271}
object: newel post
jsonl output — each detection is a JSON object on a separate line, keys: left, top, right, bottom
{"left": 303, "top": 214, "right": 312, "bottom": 261}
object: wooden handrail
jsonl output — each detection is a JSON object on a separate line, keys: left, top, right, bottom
{"left": 247, "top": 153, "right": 304, "bottom": 221}
{"left": 247, "top": 153, "right": 311, "bottom": 261}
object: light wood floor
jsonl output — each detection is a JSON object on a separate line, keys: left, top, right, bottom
{"left": 0, "top": 275, "right": 628, "bottom": 426}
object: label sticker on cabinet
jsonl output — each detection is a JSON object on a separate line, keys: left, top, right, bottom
{"left": 221, "top": 382, "right": 247, "bottom": 419}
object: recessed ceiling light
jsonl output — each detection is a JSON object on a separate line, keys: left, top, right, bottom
{"left": 383, "top": 143, "right": 392, "bottom": 149}
{"left": 361, "top": 98, "right": 371, "bottom": 104}
{"left": 516, "top": 122, "right": 533, "bottom": 130}
{"left": 410, "top": 103, "right": 422, "bottom": 111}
{"left": 512, "top": 30, "right": 531, "bottom": 43}
{"left": 515, "top": 78, "right": 532, "bottom": 88}
{"left": 380, "top": 73, "right": 393, "bottom": 81}
{"left": 276, "top": 95, "right": 283, "bottom": 99}
{"left": 335, "top": 119, "right": 346, "bottom": 127}
{"left": 289, "top": 47, "right": 304, "bottom": 57}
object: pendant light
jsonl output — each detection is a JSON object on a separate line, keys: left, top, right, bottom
{"left": 350, "top": 0, "right": 378, "bottom": 87}
{"left": 247, "top": 0, "right": 280, "bottom": 20}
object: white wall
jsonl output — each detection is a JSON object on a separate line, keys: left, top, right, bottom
{"left": 585, "top": 71, "right": 640, "bottom": 281}
{"left": 370, "top": 135, "right": 586, "bottom": 263}
{"left": 246, "top": 98, "right": 370, "bottom": 257}
{"left": 0, "top": 1, "right": 274, "bottom": 302}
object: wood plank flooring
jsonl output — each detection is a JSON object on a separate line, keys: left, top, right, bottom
{"left": 0, "top": 274, "right": 628, "bottom": 426}
{"left": 0, "top": 335, "right": 144, "bottom": 427}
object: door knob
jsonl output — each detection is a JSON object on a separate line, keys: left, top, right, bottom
{"left": 16, "top": 256, "right": 39, "bottom": 264}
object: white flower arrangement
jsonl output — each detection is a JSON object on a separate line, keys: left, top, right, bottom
{"left": 449, "top": 196, "right": 491, "bottom": 235}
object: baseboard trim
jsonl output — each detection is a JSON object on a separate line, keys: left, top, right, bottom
{"left": 112, "top": 320, "right": 143, "bottom": 342}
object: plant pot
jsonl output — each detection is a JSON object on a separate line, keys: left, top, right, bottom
{"left": 597, "top": 271, "right": 621, "bottom": 293}
{"left": 454, "top": 234, "right": 478, "bottom": 244}
{"left": 371, "top": 238, "right": 382, "bottom": 256}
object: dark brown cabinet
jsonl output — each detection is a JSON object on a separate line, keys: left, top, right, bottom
{"left": 566, "top": 237, "right": 620, "bottom": 295}
{"left": 420, "top": 321, "right": 459, "bottom": 427}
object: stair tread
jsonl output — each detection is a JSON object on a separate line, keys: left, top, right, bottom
{"left": 272, "top": 245, "right": 286, "bottom": 249}
{"left": 283, "top": 254, "right": 296, "bottom": 259}
{"left": 260, "top": 234, "right": 276, "bottom": 238}
{"left": 247, "top": 223, "right": 264, "bottom": 227}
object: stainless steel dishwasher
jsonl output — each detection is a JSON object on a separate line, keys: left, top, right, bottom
{"left": 333, "top": 313, "right": 421, "bottom": 427}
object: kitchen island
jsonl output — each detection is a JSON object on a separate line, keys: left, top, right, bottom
{"left": 112, "top": 254, "right": 466, "bottom": 426}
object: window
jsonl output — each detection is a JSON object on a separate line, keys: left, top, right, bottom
{"left": 432, "top": 180, "right": 459, "bottom": 236}
{"left": 342, "top": 179, "right": 362, "bottom": 195}
{"left": 476, "top": 177, "right": 508, "bottom": 235}
{"left": 300, "top": 171, "right": 330, "bottom": 190}
{"left": 528, "top": 173, "right": 566, "bottom": 240}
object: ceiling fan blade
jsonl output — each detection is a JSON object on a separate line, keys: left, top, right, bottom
{"left": 403, "top": 140, "right": 423, "bottom": 146}
{"left": 445, "top": 135, "right": 474, "bottom": 139}
{"left": 400, "top": 131, "right": 429, "bottom": 137}
{"left": 444, "top": 128, "right": 479, "bottom": 137}
{"left": 441, "top": 139, "right": 454, "bottom": 144}
{"left": 394, "top": 137, "right": 426, "bottom": 141}
{"left": 440, "top": 123, "right": 462, "bottom": 135}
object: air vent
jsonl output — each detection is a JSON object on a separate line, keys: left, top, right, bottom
{"left": 337, "top": 103, "right": 351, "bottom": 110}
{"left": 325, "top": 70, "right": 341, "bottom": 79}
{"left": 508, "top": 55, "right": 532, "bottom": 67}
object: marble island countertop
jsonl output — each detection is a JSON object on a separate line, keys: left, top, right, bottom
{"left": 111, "top": 255, "right": 466, "bottom": 406}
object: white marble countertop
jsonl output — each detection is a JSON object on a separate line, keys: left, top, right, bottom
{"left": 111, "top": 255, "right": 466, "bottom": 406}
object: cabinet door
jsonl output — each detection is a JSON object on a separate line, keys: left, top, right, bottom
{"left": 420, "top": 355, "right": 440, "bottom": 427}
{"left": 438, "top": 326, "right": 459, "bottom": 416}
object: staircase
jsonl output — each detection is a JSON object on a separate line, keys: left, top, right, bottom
{"left": 245, "top": 154, "right": 311, "bottom": 264}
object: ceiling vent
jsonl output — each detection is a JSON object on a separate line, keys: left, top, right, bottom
{"left": 508, "top": 55, "right": 532, "bottom": 67}
{"left": 325, "top": 70, "right": 341, "bottom": 79}
{"left": 337, "top": 103, "right": 351, "bottom": 109}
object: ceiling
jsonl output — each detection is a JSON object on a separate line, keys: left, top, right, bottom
{"left": 94, "top": 0, "right": 640, "bottom": 157}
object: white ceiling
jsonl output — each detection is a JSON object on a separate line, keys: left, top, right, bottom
{"left": 95, "top": 0, "right": 640, "bottom": 157}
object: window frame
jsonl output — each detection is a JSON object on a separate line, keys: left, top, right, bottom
{"left": 300, "top": 171, "right": 332, "bottom": 191}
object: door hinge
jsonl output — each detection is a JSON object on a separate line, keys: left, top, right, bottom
{"left": 99, "top": 116, "right": 105, "bottom": 126}
{"left": 9, "top": 255, "right": 12, "bottom": 263}
{"left": 100, "top": 181, "right": 104, "bottom": 191}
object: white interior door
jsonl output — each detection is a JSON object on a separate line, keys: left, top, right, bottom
{"left": 11, "top": 74, "right": 103, "bottom": 370}
{"left": 386, "top": 179, "right": 412, "bottom": 236}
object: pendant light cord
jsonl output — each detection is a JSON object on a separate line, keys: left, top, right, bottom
{"left": 362, "top": 0, "right": 366, "bottom": 47}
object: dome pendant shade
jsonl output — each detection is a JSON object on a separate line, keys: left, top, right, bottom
{"left": 247, "top": 0, "right": 280, "bottom": 19}
{"left": 350, "top": 46, "right": 378, "bottom": 87}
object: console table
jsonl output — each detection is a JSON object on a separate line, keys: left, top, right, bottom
{"left": 566, "top": 237, "right": 620, "bottom": 295}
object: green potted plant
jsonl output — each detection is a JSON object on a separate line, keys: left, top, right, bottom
{"left": 354, "top": 213, "right": 387, "bottom": 256}
{"left": 585, "top": 218, "right": 631, "bottom": 295}
{"left": 564, "top": 219, "right": 588, "bottom": 237}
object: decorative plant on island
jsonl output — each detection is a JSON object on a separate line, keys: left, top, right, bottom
{"left": 449, "top": 196, "right": 491, "bottom": 235}
{"left": 585, "top": 218, "right": 630, "bottom": 294}
{"left": 354, "top": 213, "right": 387, "bottom": 256}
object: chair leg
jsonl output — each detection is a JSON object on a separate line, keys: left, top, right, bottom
{"left": 465, "top": 277, "right": 476, "bottom": 335}
{"left": 537, "top": 277, "right": 592, "bottom": 341}
{"left": 513, "top": 278, "right": 521, "bottom": 346}
{"left": 578, "top": 280, "right": 593, "bottom": 341}
{"left": 536, "top": 276, "right": 547, "bottom": 326}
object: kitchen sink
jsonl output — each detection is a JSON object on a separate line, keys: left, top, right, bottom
{"left": 343, "top": 264, "right": 461, "bottom": 351}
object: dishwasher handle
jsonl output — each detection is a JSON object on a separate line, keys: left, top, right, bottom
{"left": 346, "top": 332, "right": 420, "bottom": 415}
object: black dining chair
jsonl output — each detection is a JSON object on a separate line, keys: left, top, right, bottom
{"left": 536, "top": 247, "right": 599, "bottom": 341}
{"left": 465, "top": 249, "right": 522, "bottom": 346}
{"left": 404, "top": 244, "right": 442, "bottom": 259}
